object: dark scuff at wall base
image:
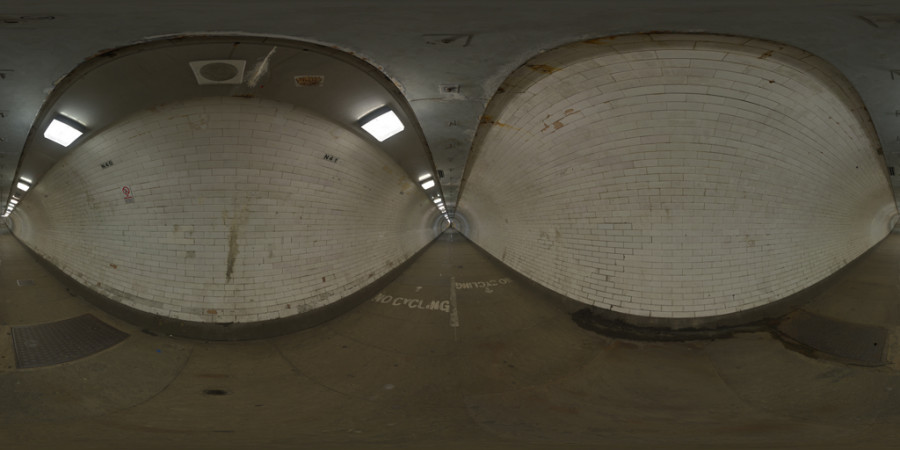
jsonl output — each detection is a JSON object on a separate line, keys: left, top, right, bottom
{"left": 17, "top": 232, "right": 444, "bottom": 341}
{"left": 457, "top": 230, "right": 889, "bottom": 333}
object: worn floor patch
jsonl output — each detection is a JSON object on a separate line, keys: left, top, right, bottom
{"left": 11, "top": 314, "right": 129, "bottom": 369}
{"left": 777, "top": 310, "right": 888, "bottom": 366}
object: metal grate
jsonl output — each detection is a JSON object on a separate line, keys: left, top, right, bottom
{"left": 11, "top": 314, "right": 129, "bottom": 369}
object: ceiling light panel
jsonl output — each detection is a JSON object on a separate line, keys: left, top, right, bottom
{"left": 44, "top": 118, "right": 84, "bottom": 147}
{"left": 361, "top": 109, "right": 404, "bottom": 142}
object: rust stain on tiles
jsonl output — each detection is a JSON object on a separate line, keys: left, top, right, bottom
{"left": 294, "top": 75, "right": 324, "bottom": 87}
{"left": 109, "top": 263, "right": 117, "bottom": 269}
{"left": 480, "top": 115, "right": 520, "bottom": 130}
{"left": 206, "top": 309, "right": 217, "bottom": 315}
{"left": 541, "top": 109, "right": 578, "bottom": 133}
{"left": 758, "top": 50, "right": 774, "bottom": 59}
{"left": 527, "top": 64, "right": 561, "bottom": 74}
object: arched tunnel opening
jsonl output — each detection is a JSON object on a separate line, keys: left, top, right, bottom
{"left": 2, "top": 28, "right": 900, "bottom": 449}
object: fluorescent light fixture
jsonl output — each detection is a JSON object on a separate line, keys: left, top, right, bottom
{"left": 16, "top": 182, "right": 30, "bottom": 192}
{"left": 44, "top": 116, "right": 85, "bottom": 147}
{"left": 421, "top": 179, "right": 435, "bottom": 190}
{"left": 432, "top": 198, "right": 442, "bottom": 203}
{"left": 9, "top": 199, "right": 17, "bottom": 205}
{"left": 360, "top": 109, "right": 404, "bottom": 142}
{"left": 19, "top": 177, "right": 32, "bottom": 184}
{"left": 418, "top": 174, "right": 432, "bottom": 181}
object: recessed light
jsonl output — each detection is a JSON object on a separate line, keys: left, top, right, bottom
{"left": 44, "top": 116, "right": 85, "bottom": 147}
{"left": 16, "top": 182, "right": 30, "bottom": 192}
{"left": 360, "top": 109, "right": 404, "bottom": 142}
{"left": 421, "top": 179, "right": 435, "bottom": 190}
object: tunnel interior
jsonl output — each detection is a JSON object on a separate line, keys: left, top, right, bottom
{"left": 7, "top": 33, "right": 896, "bottom": 332}
{"left": 2, "top": 26, "right": 900, "bottom": 448}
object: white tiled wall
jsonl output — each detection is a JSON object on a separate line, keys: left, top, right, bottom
{"left": 10, "top": 97, "right": 439, "bottom": 323}
{"left": 459, "top": 34, "right": 898, "bottom": 318}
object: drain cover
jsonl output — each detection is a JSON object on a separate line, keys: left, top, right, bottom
{"left": 11, "top": 314, "right": 129, "bottom": 369}
{"left": 203, "top": 389, "right": 229, "bottom": 396}
{"left": 16, "top": 279, "right": 34, "bottom": 286}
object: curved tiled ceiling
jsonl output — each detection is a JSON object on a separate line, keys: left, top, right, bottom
{"left": 457, "top": 34, "right": 897, "bottom": 319}
{"left": 4, "top": 2, "right": 900, "bottom": 221}
{"left": 5, "top": 35, "right": 442, "bottom": 212}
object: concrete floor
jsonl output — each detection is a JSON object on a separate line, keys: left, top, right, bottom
{"left": 1, "top": 227, "right": 900, "bottom": 449}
